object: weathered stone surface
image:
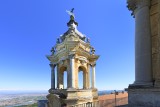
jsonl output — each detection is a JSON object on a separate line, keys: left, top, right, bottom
{"left": 150, "top": 1, "right": 158, "bottom": 15}
{"left": 47, "top": 94, "right": 62, "bottom": 107}
{"left": 128, "top": 87, "right": 160, "bottom": 107}
{"left": 150, "top": 14, "right": 158, "bottom": 37}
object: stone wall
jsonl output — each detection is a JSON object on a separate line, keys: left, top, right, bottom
{"left": 150, "top": 0, "right": 160, "bottom": 86}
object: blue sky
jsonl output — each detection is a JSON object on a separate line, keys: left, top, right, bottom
{"left": 0, "top": 0, "right": 135, "bottom": 91}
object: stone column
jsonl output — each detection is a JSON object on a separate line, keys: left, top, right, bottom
{"left": 127, "top": 0, "right": 153, "bottom": 86}
{"left": 91, "top": 64, "right": 96, "bottom": 88}
{"left": 59, "top": 72, "right": 64, "bottom": 89}
{"left": 83, "top": 72, "right": 87, "bottom": 89}
{"left": 87, "top": 64, "right": 90, "bottom": 89}
{"left": 57, "top": 64, "right": 60, "bottom": 89}
{"left": 50, "top": 64, "right": 56, "bottom": 89}
{"left": 69, "top": 54, "right": 75, "bottom": 89}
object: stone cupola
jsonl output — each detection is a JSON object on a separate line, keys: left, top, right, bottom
{"left": 46, "top": 9, "right": 99, "bottom": 107}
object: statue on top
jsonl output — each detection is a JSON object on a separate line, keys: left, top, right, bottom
{"left": 66, "top": 8, "right": 75, "bottom": 20}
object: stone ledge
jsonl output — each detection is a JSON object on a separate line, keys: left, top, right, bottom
{"left": 128, "top": 85, "right": 160, "bottom": 91}
{"left": 128, "top": 85, "right": 154, "bottom": 89}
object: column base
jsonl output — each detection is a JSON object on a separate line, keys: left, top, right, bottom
{"left": 67, "top": 87, "right": 77, "bottom": 91}
{"left": 128, "top": 86, "right": 160, "bottom": 107}
{"left": 130, "top": 81, "right": 153, "bottom": 87}
{"left": 154, "top": 80, "right": 160, "bottom": 87}
{"left": 49, "top": 88, "right": 55, "bottom": 94}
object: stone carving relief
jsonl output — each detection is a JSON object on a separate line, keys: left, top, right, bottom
{"left": 79, "top": 43, "right": 85, "bottom": 50}
{"left": 66, "top": 34, "right": 78, "bottom": 41}
{"left": 80, "top": 60, "right": 86, "bottom": 65}
{"left": 60, "top": 60, "right": 65, "bottom": 65}
{"left": 56, "top": 44, "right": 65, "bottom": 52}
{"left": 78, "top": 43, "right": 90, "bottom": 53}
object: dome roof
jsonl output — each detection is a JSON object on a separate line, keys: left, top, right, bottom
{"left": 54, "top": 9, "right": 90, "bottom": 44}
{"left": 60, "top": 15, "right": 86, "bottom": 42}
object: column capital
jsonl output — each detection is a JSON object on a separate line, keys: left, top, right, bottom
{"left": 127, "top": 0, "right": 150, "bottom": 16}
{"left": 91, "top": 63, "right": 96, "bottom": 67}
{"left": 49, "top": 64, "right": 56, "bottom": 68}
{"left": 69, "top": 54, "right": 75, "bottom": 59}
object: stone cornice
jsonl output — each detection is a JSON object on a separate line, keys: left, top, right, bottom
{"left": 127, "top": 0, "right": 150, "bottom": 16}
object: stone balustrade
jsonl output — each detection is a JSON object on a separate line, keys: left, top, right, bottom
{"left": 70, "top": 101, "right": 99, "bottom": 107}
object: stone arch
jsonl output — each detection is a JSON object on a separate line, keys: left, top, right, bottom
{"left": 58, "top": 66, "right": 67, "bottom": 89}
{"left": 78, "top": 66, "right": 88, "bottom": 89}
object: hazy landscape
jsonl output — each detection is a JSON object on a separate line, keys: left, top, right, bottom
{"left": 0, "top": 90, "right": 47, "bottom": 107}
{"left": 0, "top": 90, "right": 127, "bottom": 107}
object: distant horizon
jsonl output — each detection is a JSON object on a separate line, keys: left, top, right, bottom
{"left": 0, "top": 89, "right": 126, "bottom": 95}
{"left": 0, "top": 88, "right": 126, "bottom": 91}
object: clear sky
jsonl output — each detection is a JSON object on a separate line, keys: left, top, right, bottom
{"left": 0, "top": 0, "right": 135, "bottom": 91}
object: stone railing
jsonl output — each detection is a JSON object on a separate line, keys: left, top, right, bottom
{"left": 38, "top": 100, "right": 99, "bottom": 107}
{"left": 70, "top": 101, "right": 99, "bottom": 107}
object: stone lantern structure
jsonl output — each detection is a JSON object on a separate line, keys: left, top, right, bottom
{"left": 46, "top": 9, "right": 99, "bottom": 107}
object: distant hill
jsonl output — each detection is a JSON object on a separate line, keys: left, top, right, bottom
{"left": 0, "top": 90, "right": 48, "bottom": 95}
{"left": 13, "top": 103, "right": 37, "bottom": 107}
{"left": 98, "top": 90, "right": 126, "bottom": 96}
{"left": 0, "top": 91, "right": 47, "bottom": 107}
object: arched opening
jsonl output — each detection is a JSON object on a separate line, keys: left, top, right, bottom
{"left": 78, "top": 71, "right": 83, "bottom": 89}
{"left": 63, "top": 71, "right": 67, "bottom": 89}
{"left": 59, "top": 66, "right": 67, "bottom": 89}
{"left": 78, "top": 66, "right": 87, "bottom": 89}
